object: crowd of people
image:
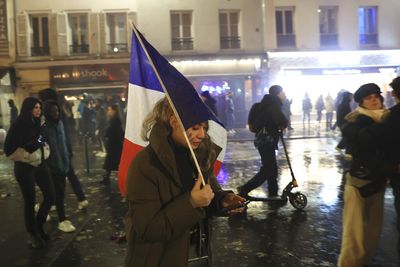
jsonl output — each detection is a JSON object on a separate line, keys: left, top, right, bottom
{"left": 1, "top": 77, "right": 400, "bottom": 266}
{"left": 2, "top": 88, "right": 125, "bottom": 248}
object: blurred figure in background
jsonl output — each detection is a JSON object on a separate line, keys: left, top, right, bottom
{"left": 325, "top": 93, "right": 335, "bottom": 130}
{"left": 8, "top": 99, "right": 18, "bottom": 126}
{"left": 225, "top": 91, "right": 236, "bottom": 135}
{"left": 94, "top": 98, "right": 107, "bottom": 154}
{"left": 302, "top": 93, "right": 312, "bottom": 128}
{"left": 315, "top": 94, "right": 325, "bottom": 127}
{"left": 281, "top": 96, "right": 293, "bottom": 130}
{"left": 102, "top": 104, "right": 124, "bottom": 183}
{"left": 336, "top": 91, "right": 353, "bottom": 158}
{"left": 201, "top": 91, "right": 218, "bottom": 117}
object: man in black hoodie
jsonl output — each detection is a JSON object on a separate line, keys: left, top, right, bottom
{"left": 238, "top": 85, "right": 288, "bottom": 198}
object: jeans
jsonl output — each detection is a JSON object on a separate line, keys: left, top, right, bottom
{"left": 67, "top": 164, "right": 86, "bottom": 201}
{"left": 14, "top": 162, "right": 55, "bottom": 234}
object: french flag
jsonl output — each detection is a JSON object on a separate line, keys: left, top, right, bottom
{"left": 117, "top": 26, "right": 227, "bottom": 196}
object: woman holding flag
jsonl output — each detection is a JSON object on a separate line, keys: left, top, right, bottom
{"left": 124, "top": 97, "right": 246, "bottom": 266}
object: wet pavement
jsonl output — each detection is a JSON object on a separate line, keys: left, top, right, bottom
{"left": 0, "top": 123, "right": 399, "bottom": 267}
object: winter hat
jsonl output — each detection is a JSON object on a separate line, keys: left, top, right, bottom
{"left": 269, "top": 85, "right": 283, "bottom": 96}
{"left": 389, "top": 76, "right": 400, "bottom": 97}
{"left": 353, "top": 83, "right": 381, "bottom": 103}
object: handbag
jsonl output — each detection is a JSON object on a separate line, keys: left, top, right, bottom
{"left": 254, "top": 127, "right": 274, "bottom": 148}
{"left": 7, "top": 143, "right": 50, "bottom": 167}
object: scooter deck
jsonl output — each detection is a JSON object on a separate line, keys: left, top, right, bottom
{"left": 246, "top": 195, "right": 287, "bottom": 202}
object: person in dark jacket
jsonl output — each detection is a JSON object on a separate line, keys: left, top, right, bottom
{"left": 338, "top": 83, "right": 389, "bottom": 267}
{"left": 335, "top": 91, "right": 353, "bottom": 157}
{"left": 8, "top": 99, "right": 18, "bottom": 126}
{"left": 38, "top": 88, "right": 88, "bottom": 210}
{"left": 42, "top": 100, "right": 76, "bottom": 233}
{"left": 201, "top": 90, "right": 218, "bottom": 117}
{"left": 237, "top": 85, "right": 288, "bottom": 198}
{"left": 124, "top": 97, "right": 246, "bottom": 266}
{"left": 385, "top": 77, "right": 400, "bottom": 251}
{"left": 102, "top": 104, "right": 124, "bottom": 182}
{"left": 4, "top": 97, "right": 55, "bottom": 248}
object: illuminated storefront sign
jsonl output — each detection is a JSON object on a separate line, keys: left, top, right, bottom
{"left": 50, "top": 64, "right": 130, "bottom": 85}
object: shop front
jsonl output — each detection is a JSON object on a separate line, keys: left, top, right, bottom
{"left": 267, "top": 50, "right": 400, "bottom": 115}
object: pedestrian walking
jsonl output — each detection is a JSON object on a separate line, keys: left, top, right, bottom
{"left": 282, "top": 97, "right": 293, "bottom": 130}
{"left": 4, "top": 97, "right": 55, "bottom": 248}
{"left": 8, "top": 99, "right": 18, "bottom": 126}
{"left": 42, "top": 100, "right": 76, "bottom": 233}
{"left": 225, "top": 91, "right": 236, "bottom": 135}
{"left": 237, "top": 85, "right": 288, "bottom": 198}
{"left": 325, "top": 93, "right": 335, "bottom": 130}
{"left": 302, "top": 93, "right": 312, "bottom": 128}
{"left": 315, "top": 94, "right": 325, "bottom": 126}
{"left": 94, "top": 98, "right": 107, "bottom": 153}
{"left": 201, "top": 90, "right": 218, "bottom": 117}
{"left": 38, "top": 88, "right": 88, "bottom": 210}
{"left": 335, "top": 91, "right": 353, "bottom": 157}
{"left": 102, "top": 104, "right": 124, "bottom": 182}
{"left": 124, "top": 97, "right": 245, "bottom": 266}
{"left": 338, "top": 83, "right": 389, "bottom": 267}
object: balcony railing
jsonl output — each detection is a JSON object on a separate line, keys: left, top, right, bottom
{"left": 277, "top": 34, "right": 296, "bottom": 47}
{"left": 171, "top": 37, "right": 193, "bottom": 51}
{"left": 107, "top": 43, "right": 128, "bottom": 53}
{"left": 320, "top": 34, "right": 338, "bottom": 47}
{"left": 69, "top": 44, "right": 89, "bottom": 54}
{"left": 360, "top": 33, "right": 378, "bottom": 45}
{"left": 220, "top": 36, "right": 240, "bottom": 49}
{"left": 31, "top": 46, "right": 50, "bottom": 56}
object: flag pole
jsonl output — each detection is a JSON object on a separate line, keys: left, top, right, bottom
{"left": 130, "top": 22, "right": 206, "bottom": 186}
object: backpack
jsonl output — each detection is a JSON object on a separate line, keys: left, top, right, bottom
{"left": 247, "top": 102, "right": 265, "bottom": 133}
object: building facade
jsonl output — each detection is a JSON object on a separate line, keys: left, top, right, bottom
{"left": 2, "top": 0, "right": 400, "bottom": 129}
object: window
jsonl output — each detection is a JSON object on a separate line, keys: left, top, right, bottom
{"left": 319, "top": 6, "right": 338, "bottom": 47}
{"left": 219, "top": 10, "right": 240, "bottom": 49}
{"left": 275, "top": 7, "right": 295, "bottom": 47}
{"left": 359, "top": 6, "right": 378, "bottom": 46}
{"left": 69, "top": 14, "right": 89, "bottom": 54}
{"left": 30, "top": 15, "right": 49, "bottom": 56}
{"left": 170, "top": 11, "right": 193, "bottom": 51}
{"left": 106, "top": 13, "right": 127, "bottom": 53}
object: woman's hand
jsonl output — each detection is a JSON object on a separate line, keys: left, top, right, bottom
{"left": 221, "top": 193, "right": 247, "bottom": 214}
{"left": 189, "top": 175, "right": 215, "bottom": 208}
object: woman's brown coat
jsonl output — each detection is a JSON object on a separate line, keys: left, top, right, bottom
{"left": 124, "top": 123, "right": 227, "bottom": 267}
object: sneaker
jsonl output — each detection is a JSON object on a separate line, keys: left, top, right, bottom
{"left": 27, "top": 233, "right": 45, "bottom": 248}
{"left": 344, "top": 154, "right": 353, "bottom": 161}
{"left": 50, "top": 205, "right": 56, "bottom": 212}
{"left": 335, "top": 147, "right": 342, "bottom": 153}
{"left": 46, "top": 214, "right": 51, "bottom": 222}
{"left": 78, "top": 200, "right": 89, "bottom": 210}
{"left": 58, "top": 220, "right": 76, "bottom": 233}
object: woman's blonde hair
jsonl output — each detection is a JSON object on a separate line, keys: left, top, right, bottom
{"left": 141, "top": 97, "right": 217, "bottom": 173}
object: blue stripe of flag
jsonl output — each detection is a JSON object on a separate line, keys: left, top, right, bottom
{"left": 128, "top": 28, "right": 224, "bottom": 129}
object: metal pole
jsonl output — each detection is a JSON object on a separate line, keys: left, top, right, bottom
{"left": 84, "top": 133, "right": 90, "bottom": 174}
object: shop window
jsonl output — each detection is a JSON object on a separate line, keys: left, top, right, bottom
{"left": 170, "top": 11, "right": 193, "bottom": 51}
{"left": 319, "top": 6, "right": 338, "bottom": 47}
{"left": 106, "top": 13, "right": 127, "bottom": 53}
{"left": 275, "top": 7, "right": 295, "bottom": 48}
{"left": 69, "top": 14, "right": 89, "bottom": 54}
{"left": 219, "top": 10, "right": 240, "bottom": 49}
{"left": 359, "top": 6, "right": 378, "bottom": 46}
{"left": 30, "top": 15, "right": 49, "bottom": 56}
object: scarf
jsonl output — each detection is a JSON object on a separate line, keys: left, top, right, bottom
{"left": 356, "top": 106, "right": 388, "bottom": 123}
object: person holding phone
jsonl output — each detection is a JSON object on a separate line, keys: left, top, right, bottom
{"left": 124, "top": 97, "right": 246, "bottom": 267}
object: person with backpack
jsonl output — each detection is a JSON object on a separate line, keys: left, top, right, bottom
{"left": 238, "top": 85, "right": 288, "bottom": 198}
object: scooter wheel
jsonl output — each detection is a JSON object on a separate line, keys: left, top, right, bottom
{"left": 289, "top": 192, "right": 307, "bottom": 210}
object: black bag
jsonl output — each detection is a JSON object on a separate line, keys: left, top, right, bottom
{"left": 254, "top": 127, "right": 274, "bottom": 148}
{"left": 248, "top": 102, "right": 265, "bottom": 133}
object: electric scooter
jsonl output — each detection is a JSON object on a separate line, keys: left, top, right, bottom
{"left": 246, "top": 132, "right": 308, "bottom": 210}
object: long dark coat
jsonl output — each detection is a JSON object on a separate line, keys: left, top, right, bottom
{"left": 124, "top": 123, "right": 228, "bottom": 267}
{"left": 103, "top": 117, "right": 124, "bottom": 171}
